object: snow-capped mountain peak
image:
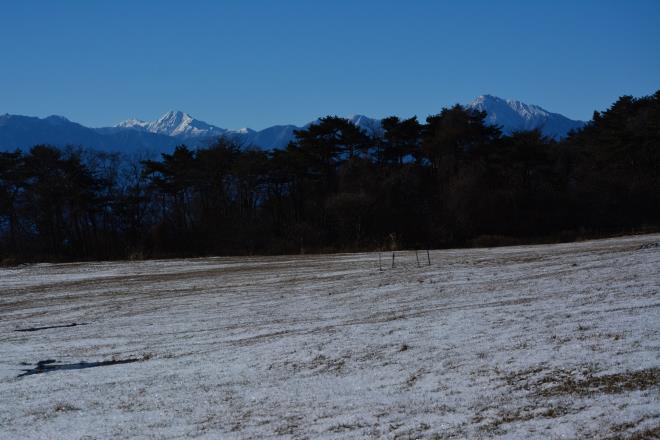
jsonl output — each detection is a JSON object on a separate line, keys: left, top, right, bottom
{"left": 153, "top": 110, "right": 191, "bottom": 136}
{"left": 467, "top": 95, "right": 585, "bottom": 139}
{"left": 116, "top": 110, "right": 226, "bottom": 139}
{"left": 347, "top": 114, "right": 384, "bottom": 136}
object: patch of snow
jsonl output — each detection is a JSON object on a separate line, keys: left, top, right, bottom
{"left": 1, "top": 238, "right": 657, "bottom": 438}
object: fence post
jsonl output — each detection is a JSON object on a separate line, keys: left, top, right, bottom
{"left": 392, "top": 252, "right": 395, "bottom": 268}
{"left": 379, "top": 252, "right": 382, "bottom": 271}
{"left": 427, "top": 249, "right": 431, "bottom": 265}
{"left": 416, "top": 250, "right": 420, "bottom": 267}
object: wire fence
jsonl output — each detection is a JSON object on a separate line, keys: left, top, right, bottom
{"left": 377, "top": 250, "right": 431, "bottom": 271}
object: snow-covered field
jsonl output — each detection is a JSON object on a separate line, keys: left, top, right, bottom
{"left": 1, "top": 235, "right": 659, "bottom": 439}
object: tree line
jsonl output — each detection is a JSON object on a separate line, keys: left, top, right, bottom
{"left": 1, "top": 92, "right": 658, "bottom": 262}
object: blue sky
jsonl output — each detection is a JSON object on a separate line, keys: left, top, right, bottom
{"left": 1, "top": 0, "right": 658, "bottom": 129}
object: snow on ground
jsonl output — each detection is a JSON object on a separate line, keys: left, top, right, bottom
{"left": 0, "top": 235, "right": 659, "bottom": 439}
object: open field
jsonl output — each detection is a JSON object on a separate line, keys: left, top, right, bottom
{"left": 1, "top": 235, "right": 659, "bottom": 439}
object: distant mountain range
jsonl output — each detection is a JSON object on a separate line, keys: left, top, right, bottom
{"left": 111, "top": 111, "right": 384, "bottom": 150}
{"left": 0, "top": 96, "right": 585, "bottom": 154}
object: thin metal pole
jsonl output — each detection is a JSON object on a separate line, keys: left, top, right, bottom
{"left": 391, "top": 252, "right": 395, "bottom": 268}
{"left": 416, "top": 250, "right": 420, "bottom": 267}
{"left": 427, "top": 249, "right": 431, "bottom": 265}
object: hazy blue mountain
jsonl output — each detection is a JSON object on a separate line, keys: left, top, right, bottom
{"left": 219, "top": 125, "right": 297, "bottom": 150}
{"left": 0, "top": 114, "right": 103, "bottom": 149}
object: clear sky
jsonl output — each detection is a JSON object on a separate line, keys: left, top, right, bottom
{"left": 1, "top": 0, "right": 658, "bottom": 129}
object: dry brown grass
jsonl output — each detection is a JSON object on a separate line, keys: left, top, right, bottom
{"left": 537, "top": 367, "right": 660, "bottom": 397}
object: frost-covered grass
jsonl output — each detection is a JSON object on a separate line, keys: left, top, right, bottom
{"left": 1, "top": 235, "right": 659, "bottom": 439}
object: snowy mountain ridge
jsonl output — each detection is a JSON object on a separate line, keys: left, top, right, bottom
{"left": 1, "top": 96, "right": 586, "bottom": 153}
